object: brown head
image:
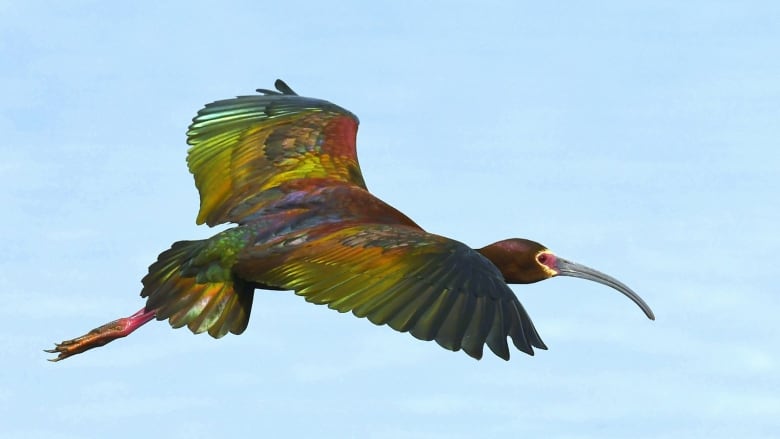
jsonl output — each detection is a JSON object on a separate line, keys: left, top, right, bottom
{"left": 478, "top": 238, "right": 655, "bottom": 320}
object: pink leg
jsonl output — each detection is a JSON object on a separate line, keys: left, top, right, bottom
{"left": 45, "top": 307, "right": 157, "bottom": 362}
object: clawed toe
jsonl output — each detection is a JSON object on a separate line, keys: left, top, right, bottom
{"left": 45, "top": 319, "right": 127, "bottom": 362}
{"left": 46, "top": 308, "right": 157, "bottom": 362}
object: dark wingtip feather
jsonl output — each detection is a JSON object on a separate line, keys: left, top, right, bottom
{"left": 274, "top": 79, "right": 297, "bottom": 95}
{"left": 506, "top": 300, "right": 534, "bottom": 355}
{"left": 485, "top": 300, "right": 511, "bottom": 360}
{"left": 255, "top": 78, "right": 297, "bottom": 96}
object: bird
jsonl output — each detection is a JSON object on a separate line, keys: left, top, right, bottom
{"left": 47, "top": 79, "right": 654, "bottom": 362}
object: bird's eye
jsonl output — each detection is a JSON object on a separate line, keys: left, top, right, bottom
{"left": 537, "top": 253, "right": 548, "bottom": 263}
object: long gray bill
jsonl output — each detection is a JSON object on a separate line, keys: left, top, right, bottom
{"left": 555, "top": 258, "right": 655, "bottom": 320}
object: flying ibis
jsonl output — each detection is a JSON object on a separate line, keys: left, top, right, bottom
{"left": 47, "top": 80, "right": 654, "bottom": 362}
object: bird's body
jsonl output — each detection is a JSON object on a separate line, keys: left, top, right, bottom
{"left": 48, "top": 80, "right": 653, "bottom": 362}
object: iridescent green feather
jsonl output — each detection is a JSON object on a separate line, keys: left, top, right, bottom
{"left": 142, "top": 227, "right": 255, "bottom": 338}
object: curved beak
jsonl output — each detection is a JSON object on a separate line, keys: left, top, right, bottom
{"left": 555, "top": 258, "right": 655, "bottom": 320}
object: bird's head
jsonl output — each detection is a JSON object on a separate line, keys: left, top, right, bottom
{"left": 478, "top": 238, "right": 655, "bottom": 320}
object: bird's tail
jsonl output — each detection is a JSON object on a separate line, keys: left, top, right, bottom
{"left": 142, "top": 229, "right": 255, "bottom": 338}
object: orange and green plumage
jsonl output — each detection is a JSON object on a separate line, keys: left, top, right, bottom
{"left": 47, "top": 80, "right": 654, "bottom": 362}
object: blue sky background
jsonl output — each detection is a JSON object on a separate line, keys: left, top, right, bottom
{"left": 2, "top": 1, "right": 779, "bottom": 437}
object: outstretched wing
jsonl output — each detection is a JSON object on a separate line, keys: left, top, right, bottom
{"left": 237, "top": 224, "right": 547, "bottom": 360}
{"left": 186, "top": 80, "right": 365, "bottom": 226}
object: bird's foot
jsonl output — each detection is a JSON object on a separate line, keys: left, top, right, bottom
{"left": 45, "top": 308, "right": 156, "bottom": 362}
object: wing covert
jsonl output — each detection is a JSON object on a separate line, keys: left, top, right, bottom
{"left": 236, "top": 224, "right": 547, "bottom": 360}
{"left": 186, "top": 80, "right": 365, "bottom": 226}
